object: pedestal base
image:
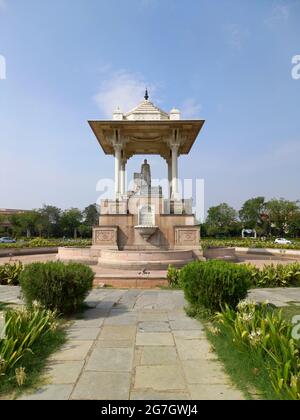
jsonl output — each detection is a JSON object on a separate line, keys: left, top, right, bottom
{"left": 57, "top": 246, "right": 205, "bottom": 288}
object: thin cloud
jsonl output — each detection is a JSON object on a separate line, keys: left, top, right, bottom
{"left": 181, "top": 98, "right": 202, "bottom": 119}
{"left": 94, "top": 70, "right": 157, "bottom": 118}
{"left": 222, "top": 24, "right": 246, "bottom": 51}
{"left": 264, "top": 3, "right": 290, "bottom": 27}
{"left": 139, "top": 0, "right": 157, "bottom": 10}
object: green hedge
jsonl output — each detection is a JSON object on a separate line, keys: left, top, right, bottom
{"left": 180, "top": 260, "right": 251, "bottom": 312}
{"left": 0, "top": 238, "right": 92, "bottom": 249}
{"left": 201, "top": 238, "right": 300, "bottom": 251}
{"left": 20, "top": 261, "right": 94, "bottom": 314}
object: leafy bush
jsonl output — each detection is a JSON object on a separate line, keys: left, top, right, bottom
{"left": 19, "top": 261, "right": 94, "bottom": 314}
{"left": 167, "top": 265, "right": 181, "bottom": 288}
{"left": 215, "top": 302, "right": 300, "bottom": 400}
{"left": 0, "top": 262, "right": 23, "bottom": 285}
{"left": 201, "top": 238, "right": 300, "bottom": 251}
{"left": 0, "top": 238, "right": 92, "bottom": 249}
{"left": 0, "top": 305, "right": 58, "bottom": 378}
{"left": 180, "top": 260, "right": 251, "bottom": 312}
{"left": 251, "top": 263, "right": 300, "bottom": 288}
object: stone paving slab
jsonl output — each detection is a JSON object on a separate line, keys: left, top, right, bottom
{"left": 175, "top": 337, "right": 217, "bottom": 361}
{"left": 134, "top": 365, "right": 186, "bottom": 391}
{"left": 130, "top": 390, "right": 190, "bottom": 400}
{"left": 20, "top": 384, "right": 73, "bottom": 400}
{"left": 104, "top": 313, "right": 138, "bottom": 326}
{"left": 138, "top": 321, "right": 171, "bottom": 332}
{"left": 136, "top": 332, "right": 174, "bottom": 346}
{"left": 49, "top": 340, "right": 93, "bottom": 361}
{"left": 188, "top": 384, "right": 244, "bottom": 400}
{"left": 182, "top": 360, "right": 229, "bottom": 385}
{"left": 45, "top": 360, "right": 85, "bottom": 384}
{"left": 100, "top": 325, "right": 136, "bottom": 341}
{"left": 86, "top": 346, "right": 134, "bottom": 372}
{"left": 140, "top": 346, "right": 178, "bottom": 365}
{"left": 97, "top": 339, "right": 134, "bottom": 348}
{"left": 138, "top": 312, "right": 169, "bottom": 322}
{"left": 71, "top": 318, "right": 105, "bottom": 329}
{"left": 67, "top": 327, "right": 100, "bottom": 340}
{"left": 71, "top": 371, "right": 131, "bottom": 400}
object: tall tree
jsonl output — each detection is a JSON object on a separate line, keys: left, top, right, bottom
{"left": 265, "top": 198, "right": 299, "bottom": 236}
{"left": 206, "top": 203, "right": 238, "bottom": 236}
{"left": 239, "top": 197, "right": 267, "bottom": 235}
{"left": 39, "top": 205, "right": 62, "bottom": 237}
{"left": 289, "top": 209, "right": 300, "bottom": 237}
{"left": 9, "top": 211, "right": 40, "bottom": 238}
{"left": 60, "top": 208, "right": 82, "bottom": 239}
{"left": 82, "top": 204, "right": 99, "bottom": 227}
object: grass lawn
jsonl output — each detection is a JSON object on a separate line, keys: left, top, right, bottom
{"left": 280, "top": 303, "right": 300, "bottom": 322}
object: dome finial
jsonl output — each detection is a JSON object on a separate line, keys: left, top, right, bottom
{"left": 144, "top": 88, "right": 149, "bottom": 101}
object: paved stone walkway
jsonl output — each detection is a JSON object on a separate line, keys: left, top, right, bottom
{"left": 1, "top": 286, "right": 299, "bottom": 400}
{"left": 0, "top": 287, "right": 243, "bottom": 400}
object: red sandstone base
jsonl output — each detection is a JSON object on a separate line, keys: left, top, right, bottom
{"left": 93, "top": 268, "right": 168, "bottom": 289}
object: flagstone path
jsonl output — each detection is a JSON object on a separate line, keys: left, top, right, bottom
{"left": 0, "top": 286, "right": 299, "bottom": 400}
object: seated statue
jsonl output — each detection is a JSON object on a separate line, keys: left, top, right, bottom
{"left": 141, "top": 159, "right": 151, "bottom": 189}
{"left": 134, "top": 159, "right": 151, "bottom": 192}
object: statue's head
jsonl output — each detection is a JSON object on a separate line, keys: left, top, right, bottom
{"left": 144, "top": 159, "right": 147, "bottom": 164}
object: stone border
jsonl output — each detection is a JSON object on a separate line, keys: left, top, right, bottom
{"left": 235, "top": 247, "right": 300, "bottom": 258}
{"left": 0, "top": 247, "right": 58, "bottom": 258}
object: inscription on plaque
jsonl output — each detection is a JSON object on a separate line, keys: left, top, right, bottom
{"left": 175, "top": 227, "right": 200, "bottom": 247}
{"left": 139, "top": 205, "right": 155, "bottom": 226}
{"left": 93, "top": 227, "right": 117, "bottom": 246}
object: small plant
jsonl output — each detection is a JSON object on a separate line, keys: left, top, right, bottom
{"left": 215, "top": 302, "right": 300, "bottom": 400}
{"left": 167, "top": 265, "right": 181, "bottom": 288}
{"left": 180, "top": 260, "right": 252, "bottom": 313}
{"left": 15, "top": 367, "right": 26, "bottom": 387}
{"left": 0, "top": 262, "right": 23, "bottom": 286}
{"left": 20, "top": 261, "right": 94, "bottom": 314}
{"left": 0, "top": 306, "right": 58, "bottom": 377}
{"left": 251, "top": 263, "right": 300, "bottom": 288}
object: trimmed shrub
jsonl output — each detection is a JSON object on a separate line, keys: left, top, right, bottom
{"left": 180, "top": 260, "right": 252, "bottom": 312}
{"left": 20, "top": 261, "right": 94, "bottom": 314}
{"left": 0, "top": 262, "right": 23, "bottom": 285}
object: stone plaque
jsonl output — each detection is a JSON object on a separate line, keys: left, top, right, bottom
{"left": 175, "top": 227, "right": 200, "bottom": 247}
{"left": 93, "top": 227, "right": 118, "bottom": 247}
{"left": 139, "top": 206, "right": 155, "bottom": 226}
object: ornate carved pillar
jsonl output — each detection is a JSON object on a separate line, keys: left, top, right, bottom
{"left": 167, "top": 159, "right": 172, "bottom": 199}
{"left": 120, "top": 160, "right": 126, "bottom": 196}
{"left": 114, "top": 144, "right": 122, "bottom": 199}
{"left": 171, "top": 144, "right": 179, "bottom": 199}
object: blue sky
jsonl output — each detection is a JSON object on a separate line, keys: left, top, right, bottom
{"left": 0, "top": 0, "right": 299, "bottom": 213}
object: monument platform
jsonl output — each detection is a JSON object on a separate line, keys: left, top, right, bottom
{"left": 57, "top": 247, "right": 204, "bottom": 287}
